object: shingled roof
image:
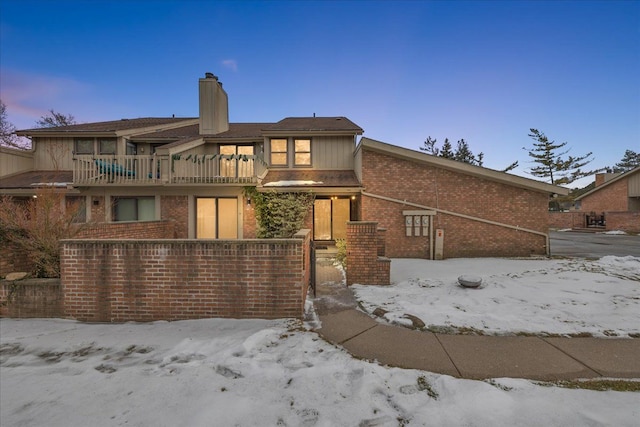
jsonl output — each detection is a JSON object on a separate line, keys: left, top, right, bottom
{"left": 16, "top": 118, "right": 196, "bottom": 135}
{"left": 263, "top": 117, "right": 363, "bottom": 133}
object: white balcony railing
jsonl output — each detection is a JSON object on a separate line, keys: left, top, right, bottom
{"left": 73, "top": 154, "right": 258, "bottom": 185}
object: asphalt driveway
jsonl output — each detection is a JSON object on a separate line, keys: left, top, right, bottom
{"left": 549, "top": 231, "right": 640, "bottom": 258}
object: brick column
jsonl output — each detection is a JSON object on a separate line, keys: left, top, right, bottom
{"left": 346, "top": 222, "right": 390, "bottom": 286}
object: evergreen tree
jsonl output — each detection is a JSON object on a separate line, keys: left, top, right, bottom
{"left": 440, "top": 138, "right": 455, "bottom": 159}
{"left": 454, "top": 139, "right": 476, "bottom": 164}
{"left": 420, "top": 136, "right": 439, "bottom": 155}
{"left": 613, "top": 149, "right": 640, "bottom": 172}
{"left": 524, "top": 128, "right": 602, "bottom": 185}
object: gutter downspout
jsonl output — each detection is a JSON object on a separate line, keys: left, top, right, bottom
{"left": 362, "top": 191, "right": 550, "bottom": 256}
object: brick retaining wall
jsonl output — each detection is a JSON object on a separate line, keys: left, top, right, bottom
{"left": 75, "top": 220, "right": 177, "bottom": 239}
{"left": 548, "top": 212, "right": 586, "bottom": 229}
{"left": 606, "top": 211, "right": 640, "bottom": 233}
{"left": 60, "top": 230, "right": 311, "bottom": 322}
{"left": 0, "top": 279, "right": 62, "bottom": 318}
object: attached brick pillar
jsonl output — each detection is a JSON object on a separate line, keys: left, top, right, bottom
{"left": 346, "top": 221, "right": 390, "bottom": 286}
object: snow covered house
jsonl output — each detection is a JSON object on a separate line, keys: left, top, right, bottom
{"left": 1, "top": 73, "right": 567, "bottom": 260}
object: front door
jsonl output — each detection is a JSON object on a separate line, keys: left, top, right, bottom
{"left": 313, "top": 198, "right": 350, "bottom": 241}
{"left": 196, "top": 197, "right": 238, "bottom": 239}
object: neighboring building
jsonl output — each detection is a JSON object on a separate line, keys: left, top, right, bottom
{"left": 575, "top": 168, "right": 640, "bottom": 213}
{"left": 0, "top": 73, "right": 567, "bottom": 258}
{"left": 571, "top": 167, "right": 640, "bottom": 233}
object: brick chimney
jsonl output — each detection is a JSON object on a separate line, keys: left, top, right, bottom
{"left": 199, "top": 73, "right": 229, "bottom": 135}
{"left": 594, "top": 172, "right": 622, "bottom": 187}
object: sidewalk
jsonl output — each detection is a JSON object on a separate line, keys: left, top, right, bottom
{"left": 312, "top": 259, "right": 640, "bottom": 381}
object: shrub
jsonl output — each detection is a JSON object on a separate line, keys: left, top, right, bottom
{"left": 335, "top": 238, "right": 347, "bottom": 269}
{"left": 245, "top": 187, "right": 314, "bottom": 238}
{"left": 0, "top": 190, "right": 84, "bottom": 277}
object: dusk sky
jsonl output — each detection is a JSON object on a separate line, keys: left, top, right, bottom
{"left": 1, "top": 0, "right": 638, "bottom": 187}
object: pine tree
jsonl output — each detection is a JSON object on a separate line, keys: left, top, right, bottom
{"left": 454, "top": 139, "right": 476, "bottom": 164}
{"left": 420, "top": 136, "right": 439, "bottom": 155}
{"left": 614, "top": 149, "right": 640, "bottom": 172}
{"left": 524, "top": 128, "right": 602, "bottom": 185}
{"left": 440, "top": 138, "right": 455, "bottom": 159}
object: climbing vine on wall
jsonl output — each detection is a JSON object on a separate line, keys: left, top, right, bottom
{"left": 244, "top": 187, "right": 315, "bottom": 238}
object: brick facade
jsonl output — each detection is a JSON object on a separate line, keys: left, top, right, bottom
{"left": 160, "top": 195, "right": 189, "bottom": 238}
{"left": 548, "top": 212, "right": 586, "bottom": 229}
{"left": 360, "top": 149, "right": 549, "bottom": 258}
{"left": 580, "top": 178, "right": 629, "bottom": 213}
{"left": 346, "top": 222, "right": 390, "bottom": 286}
{"left": 60, "top": 230, "right": 311, "bottom": 322}
{"left": 606, "top": 211, "right": 640, "bottom": 233}
{"left": 75, "top": 220, "right": 177, "bottom": 239}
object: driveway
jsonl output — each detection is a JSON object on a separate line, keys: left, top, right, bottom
{"left": 549, "top": 231, "right": 640, "bottom": 258}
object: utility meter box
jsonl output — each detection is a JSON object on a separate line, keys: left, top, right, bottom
{"left": 435, "top": 228, "right": 444, "bottom": 260}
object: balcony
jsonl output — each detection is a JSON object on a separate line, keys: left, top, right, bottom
{"left": 73, "top": 154, "right": 259, "bottom": 185}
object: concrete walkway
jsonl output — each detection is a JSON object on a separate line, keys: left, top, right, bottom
{"left": 312, "top": 259, "right": 640, "bottom": 381}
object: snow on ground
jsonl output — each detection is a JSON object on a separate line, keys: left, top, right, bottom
{"left": 1, "top": 256, "right": 640, "bottom": 426}
{"left": 353, "top": 256, "right": 640, "bottom": 337}
{"left": 1, "top": 316, "right": 639, "bottom": 427}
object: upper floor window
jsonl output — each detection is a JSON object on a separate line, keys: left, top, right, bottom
{"left": 270, "top": 138, "right": 287, "bottom": 166}
{"left": 294, "top": 139, "right": 311, "bottom": 166}
{"left": 75, "top": 138, "right": 94, "bottom": 154}
{"left": 99, "top": 138, "right": 117, "bottom": 155}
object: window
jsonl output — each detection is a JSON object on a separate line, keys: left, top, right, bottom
{"left": 99, "top": 138, "right": 117, "bottom": 155}
{"left": 113, "top": 197, "right": 155, "bottom": 221}
{"left": 270, "top": 138, "right": 288, "bottom": 166}
{"left": 75, "top": 138, "right": 94, "bottom": 154}
{"left": 220, "top": 145, "right": 254, "bottom": 178}
{"left": 196, "top": 197, "right": 238, "bottom": 239}
{"left": 294, "top": 139, "right": 311, "bottom": 166}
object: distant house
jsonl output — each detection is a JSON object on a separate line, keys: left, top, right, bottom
{"left": 572, "top": 167, "right": 640, "bottom": 233}
{"left": 0, "top": 73, "right": 567, "bottom": 260}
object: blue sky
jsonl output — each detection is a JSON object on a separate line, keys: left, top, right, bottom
{"left": 1, "top": 0, "right": 638, "bottom": 187}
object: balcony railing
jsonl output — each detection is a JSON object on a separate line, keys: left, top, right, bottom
{"left": 73, "top": 154, "right": 258, "bottom": 185}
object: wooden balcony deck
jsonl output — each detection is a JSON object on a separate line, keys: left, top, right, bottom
{"left": 73, "top": 154, "right": 258, "bottom": 185}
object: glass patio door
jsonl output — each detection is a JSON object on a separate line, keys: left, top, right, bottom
{"left": 196, "top": 197, "right": 238, "bottom": 239}
{"left": 313, "top": 198, "right": 350, "bottom": 241}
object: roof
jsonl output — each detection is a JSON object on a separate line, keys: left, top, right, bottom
{"left": 263, "top": 117, "right": 363, "bottom": 134}
{"left": 575, "top": 166, "right": 640, "bottom": 201}
{"left": 358, "top": 137, "right": 569, "bottom": 195}
{"left": 131, "top": 124, "right": 200, "bottom": 140}
{"left": 204, "top": 123, "right": 273, "bottom": 139}
{"left": 0, "top": 170, "right": 73, "bottom": 189}
{"left": 16, "top": 118, "right": 197, "bottom": 135}
{"left": 260, "top": 170, "right": 361, "bottom": 190}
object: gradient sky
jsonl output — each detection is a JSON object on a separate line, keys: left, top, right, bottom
{"left": 1, "top": 0, "right": 638, "bottom": 188}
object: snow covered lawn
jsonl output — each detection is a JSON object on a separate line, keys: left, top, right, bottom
{"left": 353, "top": 256, "right": 640, "bottom": 338}
{"left": 1, "top": 255, "right": 639, "bottom": 426}
{"left": 1, "top": 316, "right": 639, "bottom": 427}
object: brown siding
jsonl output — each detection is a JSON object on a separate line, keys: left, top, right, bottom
{"left": 361, "top": 149, "right": 549, "bottom": 258}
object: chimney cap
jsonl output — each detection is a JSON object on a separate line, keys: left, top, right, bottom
{"left": 204, "top": 72, "right": 218, "bottom": 80}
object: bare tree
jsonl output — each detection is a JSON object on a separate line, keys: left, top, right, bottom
{"left": 35, "top": 109, "right": 76, "bottom": 128}
{"left": 0, "top": 99, "right": 29, "bottom": 149}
